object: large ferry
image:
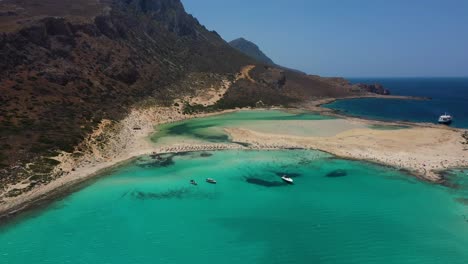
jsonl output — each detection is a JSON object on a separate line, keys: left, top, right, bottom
{"left": 438, "top": 113, "right": 453, "bottom": 125}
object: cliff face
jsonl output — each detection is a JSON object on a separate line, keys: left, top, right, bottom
{"left": 0, "top": 0, "right": 359, "bottom": 190}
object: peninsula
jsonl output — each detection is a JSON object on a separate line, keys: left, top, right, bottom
{"left": 0, "top": 0, "right": 467, "bottom": 220}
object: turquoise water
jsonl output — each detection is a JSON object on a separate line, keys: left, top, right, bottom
{"left": 151, "top": 110, "right": 334, "bottom": 143}
{"left": 1, "top": 150, "right": 467, "bottom": 264}
{"left": 324, "top": 78, "right": 468, "bottom": 128}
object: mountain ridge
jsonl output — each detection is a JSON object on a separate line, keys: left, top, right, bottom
{"left": 229, "top": 37, "right": 306, "bottom": 74}
{"left": 229, "top": 37, "right": 275, "bottom": 65}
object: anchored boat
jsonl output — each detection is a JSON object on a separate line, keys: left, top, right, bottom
{"left": 206, "top": 178, "right": 217, "bottom": 184}
{"left": 281, "top": 175, "right": 294, "bottom": 184}
{"left": 438, "top": 113, "right": 453, "bottom": 125}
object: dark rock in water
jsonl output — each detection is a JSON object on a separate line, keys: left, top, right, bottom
{"left": 441, "top": 181, "right": 460, "bottom": 189}
{"left": 137, "top": 154, "right": 175, "bottom": 168}
{"left": 174, "top": 152, "right": 191, "bottom": 156}
{"left": 298, "top": 158, "right": 313, "bottom": 165}
{"left": 130, "top": 188, "right": 217, "bottom": 200}
{"left": 149, "top": 153, "right": 160, "bottom": 159}
{"left": 326, "top": 170, "right": 347, "bottom": 178}
{"left": 131, "top": 188, "right": 191, "bottom": 200}
{"left": 200, "top": 152, "right": 213, "bottom": 157}
{"left": 285, "top": 147, "right": 303, "bottom": 150}
{"left": 456, "top": 198, "right": 468, "bottom": 205}
{"left": 245, "top": 177, "right": 285, "bottom": 187}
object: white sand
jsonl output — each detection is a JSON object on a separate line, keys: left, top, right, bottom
{"left": 226, "top": 123, "right": 468, "bottom": 181}
{"left": 237, "top": 119, "right": 368, "bottom": 137}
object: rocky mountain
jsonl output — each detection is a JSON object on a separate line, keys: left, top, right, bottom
{"left": 229, "top": 37, "right": 306, "bottom": 74}
{"left": 0, "top": 0, "right": 363, "bottom": 191}
{"left": 229, "top": 38, "right": 275, "bottom": 65}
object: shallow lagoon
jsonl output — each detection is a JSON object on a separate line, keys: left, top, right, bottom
{"left": 1, "top": 150, "right": 467, "bottom": 264}
{"left": 151, "top": 110, "right": 370, "bottom": 146}
{"left": 151, "top": 110, "right": 335, "bottom": 144}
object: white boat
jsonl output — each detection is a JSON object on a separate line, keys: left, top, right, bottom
{"left": 206, "top": 178, "right": 217, "bottom": 184}
{"left": 281, "top": 175, "right": 294, "bottom": 184}
{"left": 438, "top": 113, "right": 453, "bottom": 124}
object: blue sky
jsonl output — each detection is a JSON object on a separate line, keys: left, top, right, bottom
{"left": 182, "top": 0, "right": 468, "bottom": 77}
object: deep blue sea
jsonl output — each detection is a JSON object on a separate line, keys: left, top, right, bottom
{"left": 324, "top": 78, "right": 468, "bottom": 128}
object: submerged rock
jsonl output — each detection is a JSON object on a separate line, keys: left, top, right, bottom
{"left": 456, "top": 198, "right": 468, "bottom": 205}
{"left": 131, "top": 188, "right": 191, "bottom": 200}
{"left": 245, "top": 177, "right": 286, "bottom": 187}
{"left": 137, "top": 154, "right": 176, "bottom": 168}
{"left": 326, "top": 170, "right": 347, "bottom": 178}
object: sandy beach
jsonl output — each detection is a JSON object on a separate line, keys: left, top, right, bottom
{"left": 1, "top": 92, "right": 467, "bottom": 218}
{"left": 226, "top": 125, "right": 468, "bottom": 181}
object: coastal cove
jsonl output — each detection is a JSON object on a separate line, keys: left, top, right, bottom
{"left": 1, "top": 150, "right": 468, "bottom": 264}
{"left": 1, "top": 107, "right": 468, "bottom": 220}
{"left": 1, "top": 1, "right": 467, "bottom": 263}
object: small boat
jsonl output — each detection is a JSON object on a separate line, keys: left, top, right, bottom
{"left": 206, "top": 178, "right": 217, "bottom": 184}
{"left": 438, "top": 113, "right": 453, "bottom": 125}
{"left": 281, "top": 175, "right": 294, "bottom": 184}
{"left": 190, "top": 180, "right": 198, "bottom": 186}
